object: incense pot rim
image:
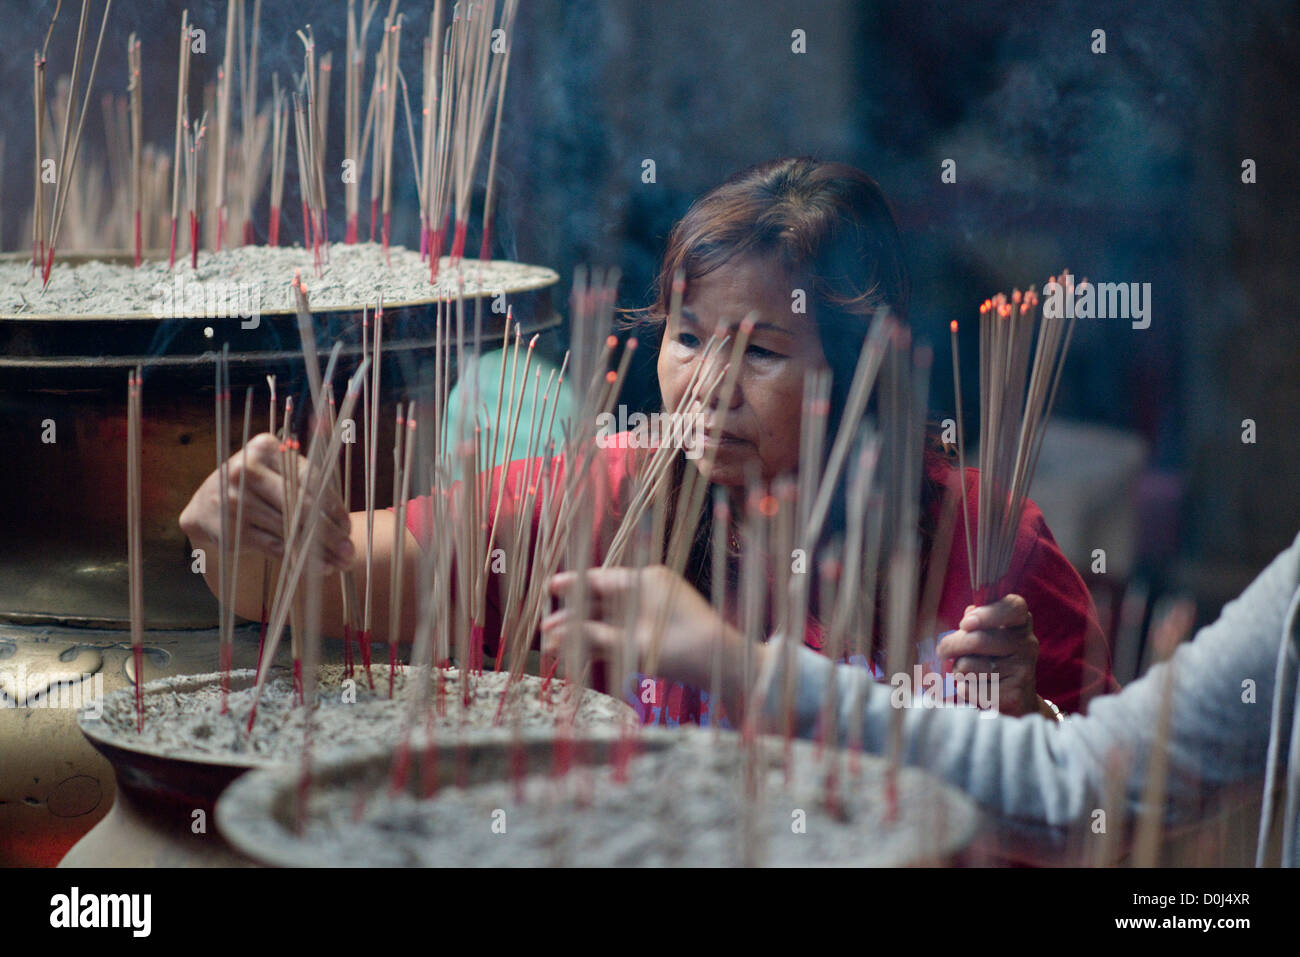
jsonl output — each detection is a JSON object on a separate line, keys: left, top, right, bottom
{"left": 216, "top": 726, "right": 981, "bottom": 868}
{"left": 0, "top": 248, "right": 559, "bottom": 321}
{"left": 80, "top": 666, "right": 636, "bottom": 773}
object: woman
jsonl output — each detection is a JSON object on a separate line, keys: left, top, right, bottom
{"left": 180, "top": 157, "right": 1115, "bottom": 723}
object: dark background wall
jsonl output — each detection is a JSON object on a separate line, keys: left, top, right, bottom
{"left": 3, "top": 0, "right": 1298, "bottom": 608}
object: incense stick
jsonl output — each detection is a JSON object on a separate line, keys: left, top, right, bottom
{"left": 169, "top": 9, "right": 191, "bottom": 269}
{"left": 127, "top": 32, "right": 142, "bottom": 266}
{"left": 126, "top": 366, "right": 144, "bottom": 731}
{"left": 214, "top": 0, "right": 238, "bottom": 251}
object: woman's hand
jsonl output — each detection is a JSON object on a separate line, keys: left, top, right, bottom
{"left": 936, "top": 593, "right": 1047, "bottom": 717}
{"left": 541, "top": 565, "right": 749, "bottom": 702}
{"left": 178, "top": 432, "right": 355, "bottom": 573}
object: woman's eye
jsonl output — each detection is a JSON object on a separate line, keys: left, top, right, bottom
{"left": 676, "top": 331, "right": 700, "bottom": 348}
{"left": 746, "top": 345, "right": 781, "bottom": 359}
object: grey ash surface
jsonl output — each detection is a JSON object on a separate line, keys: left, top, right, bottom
{"left": 2, "top": 243, "right": 558, "bottom": 317}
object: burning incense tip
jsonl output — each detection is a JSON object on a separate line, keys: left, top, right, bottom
{"left": 950, "top": 320, "right": 959, "bottom": 333}
{"left": 604, "top": 371, "right": 617, "bottom": 383}
{"left": 758, "top": 494, "right": 779, "bottom": 518}
{"left": 605, "top": 334, "right": 618, "bottom": 348}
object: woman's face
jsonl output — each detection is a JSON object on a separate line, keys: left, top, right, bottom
{"left": 656, "top": 254, "right": 828, "bottom": 486}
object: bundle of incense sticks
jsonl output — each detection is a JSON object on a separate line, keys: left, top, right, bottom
{"left": 344, "top": 0, "right": 382, "bottom": 244}
{"left": 491, "top": 270, "right": 647, "bottom": 691}
{"left": 872, "top": 329, "right": 931, "bottom": 817}
{"left": 268, "top": 76, "right": 289, "bottom": 246}
{"left": 34, "top": 0, "right": 113, "bottom": 287}
{"left": 954, "top": 274, "right": 1076, "bottom": 599}
{"left": 80, "top": 134, "right": 170, "bottom": 257}
{"left": 31, "top": 1, "right": 527, "bottom": 279}
{"left": 415, "top": 0, "right": 519, "bottom": 278}
{"left": 213, "top": 0, "right": 238, "bottom": 251}
{"left": 126, "top": 365, "right": 144, "bottom": 732}
{"left": 247, "top": 348, "right": 369, "bottom": 728}
{"left": 182, "top": 110, "right": 207, "bottom": 269}
{"left": 293, "top": 27, "right": 330, "bottom": 272}
{"left": 373, "top": 8, "right": 402, "bottom": 259}
{"left": 236, "top": 0, "right": 265, "bottom": 245}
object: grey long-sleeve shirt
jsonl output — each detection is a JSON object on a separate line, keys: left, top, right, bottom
{"left": 763, "top": 529, "right": 1300, "bottom": 865}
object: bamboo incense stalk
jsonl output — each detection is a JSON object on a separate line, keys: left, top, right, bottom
{"left": 881, "top": 336, "right": 931, "bottom": 818}
{"left": 215, "top": 347, "right": 231, "bottom": 709}
{"left": 256, "top": 375, "right": 276, "bottom": 671}
{"left": 478, "top": 0, "right": 514, "bottom": 262}
{"left": 949, "top": 320, "right": 975, "bottom": 583}
{"left": 33, "top": 52, "right": 47, "bottom": 273}
{"left": 387, "top": 404, "right": 416, "bottom": 696}
{"left": 31, "top": 0, "right": 61, "bottom": 273}
{"left": 127, "top": 33, "right": 141, "bottom": 266}
{"left": 361, "top": 301, "right": 384, "bottom": 686}
{"left": 268, "top": 75, "right": 288, "bottom": 246}
{"left": 214, "top": 0, "right": 238, "bottom": 251}
{"left": 238, "top": 0, "right": 261, "bottom": 244}
{"left": 1132, "top": 598, "right": 1196, "bottom": 866}
{"left": 379, "top": 13, "right": 402, "bottom": 262}
{"left": 169, "top": 9, "right": 191, "bottom": 269}
{"left": 344, "top": 0, "right": 380, "bottom": 243}
{"left": 222, "top": 386, "right": 254, "bottom": 712}
{"left": 127, "top": 366, "right": 144, "bottom": 731}
{"left": 182, "top": 111, "right": 207, "bottom": 269}
{"left": 291, "top": 89, "right": 316, "bottom": 268}
{"left": 316, "top": 51, "right": 332, "bottom": 255}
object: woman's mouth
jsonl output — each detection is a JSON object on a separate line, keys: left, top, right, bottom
{"left": 704, "top": 432, "right": 750, "bottom": 448}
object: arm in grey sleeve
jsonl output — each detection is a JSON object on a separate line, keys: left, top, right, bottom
{"left": 765, "top": 531, "right": 1300, "bottom": 842}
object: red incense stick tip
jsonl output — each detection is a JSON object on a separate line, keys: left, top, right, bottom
{"left": 390, "top": 737, "right": 412, "bottom": 794}
{"left": 950, "top": 320, "right": 959, "bottom": 333}
{"left": 758, "top": 494, "right": 779, "bottom": 518}
{"left": 450, "top": 220, "right": 468, "bottom": 261}
{"left": 133, "top": 644, "right": 145, "bottom": 732}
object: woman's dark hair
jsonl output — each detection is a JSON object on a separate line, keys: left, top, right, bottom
{"left": 630, "top": 157, "right": 939, "bottom": 657}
